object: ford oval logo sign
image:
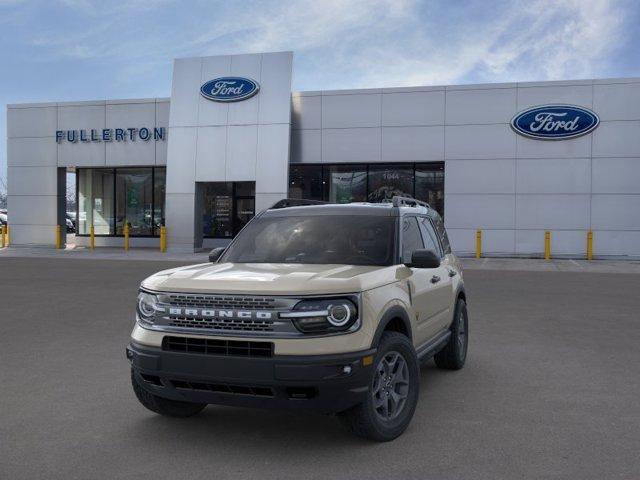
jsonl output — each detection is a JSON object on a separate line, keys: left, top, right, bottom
{"left": 511, "top": 105, "right": 599, "bottom": 140}
{"left": 200, "top": 77, "right": 259, "bottom": 102}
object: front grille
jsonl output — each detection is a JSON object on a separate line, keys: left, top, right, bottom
{"left": 166, "top": 294, "right": 278, "bottom": 310}
{"left": 162, "top": 336, "right": 273, "bottom": 357}
{"left": 168, "top": 316, "right": 274, "bottom": 332}
{"left": 170, "top": 380, "right": 274, "bottom": 397}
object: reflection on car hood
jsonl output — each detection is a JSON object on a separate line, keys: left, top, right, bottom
{"left": 141, "top": 262, "right": 401, "bottom": 295}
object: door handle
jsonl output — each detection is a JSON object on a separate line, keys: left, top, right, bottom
{"left": 448, "top": 269, "right": 457, "bottom": 277}
{"left": 430, "top": 275, "right": 441, "bottom": 284}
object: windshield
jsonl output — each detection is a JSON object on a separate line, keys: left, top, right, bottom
{"left": 220, "top": 215, "right": 397, "bottom": 266}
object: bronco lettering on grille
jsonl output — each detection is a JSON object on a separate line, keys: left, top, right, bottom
{"left": 167, "top": 307, "right": 273, "bottom": 320}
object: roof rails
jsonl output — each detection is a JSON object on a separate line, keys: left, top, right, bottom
{"left": 270, "top": 198, "right": 328, "bottom": 209}
{"left": 391, "top": 196, "right": 431, "bottom": 209}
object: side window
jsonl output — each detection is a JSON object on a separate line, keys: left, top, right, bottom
{"left": 401, "top": 217, "right": 424, "bottom": 264}
{"left": 432, "top": 214, "right": 451, "bottom": 254}
{"left": 418, "top": 217, "right": 442, "bottom": 257}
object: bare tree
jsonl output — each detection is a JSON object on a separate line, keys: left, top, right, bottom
{"left": 0, "top": 175, "right": 7, "bottom": 209}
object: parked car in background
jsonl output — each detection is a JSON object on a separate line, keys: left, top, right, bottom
{"left": 66, "top": 213, "right": 76, "bottom": 233}
{"left": 0, "top": 212, "right": 7, "bottom": 226}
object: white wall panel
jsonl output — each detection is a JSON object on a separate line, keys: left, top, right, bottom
{"left": 593, "top": 231, "right": 640, "bottom": 256}
{"left": 228, "top": 54, "right": 261, "bottom": 126}
{"left": 592, "top": 158, "right": 640, "bottom": 193}
{"left": 165, "top": 193, "right": 195, "bottom": 248}
{"left": 445, "top": 124, "right": 516, "bottom": 159}
{"left": 4, "top": 224, "right": 58, "bottom": 246}
{"left": 445, "top": 159, "right": 515, "bottom": 194}
{"left": 170, "top": 57, "right": 202, "bottom": 127}
{"left": 322, "top": 94, "right": 380, "bottom": 128}
{"left": 591, "top": 195, "right": 640, "bottom": 230}
{"left": 322, "top": 128, "right": 380, "bottom": 163}
{"left": 165, "top": 128, "right": 196, "bottom": 194}
{"left": 256, "top": 124, "right": 290, "bottom": 194}
{"left": 593, "top": 82, "right": 640, "bottom": 120}
{"left": 258, "top": 52, "right": 293, "bottom": 125}
{"left": 516, "top": 158, "right": 590, "bottom": 194}
{"left": 517, "top": 85, "right": 592, "bottom": 110}
{"left": 290, "top": 129, "right": 321, "bottom": 163}
{"left": 7, "top": 194, "right": 58, "bottom": 225}
{"left": 515, "top": 230, "right": 586, "bottom": 255}
{"left": 58, "top": 104, "right": 105, "bottom": 131}
{"left": 195, "top": 126, "right": 226, "bottom": 181}
{"left": 198, "top": 55, "right": 231, "bottom": 126}
{"left": 58, "top": 141, "right": 105, "bottom": 167}
{"left": 592, "top": 121, "right": 640, "bottom": 157}
{"left": 516, "top": 134, "right": 591, "bottom": 159}
{"left": 292, "top": 94, "right": 321, "bottom": 130}
{"left": 381, "top": 126, "right": 443, "bottom": 161}
{"left": 225, "top": 125, "right": 257, "bottom": 180}
{"left": 7, "top": 167, "right": 58, "bottom": 196}
{"left": 7, "top": 106, "right": 57, "bottom": 138}
{"left": 155, "top": 101, "right": 170, "bottom": 165}
{"left": 446, "top": 88, "right": 516, "bottom": 124}
{"left": 7, "top": 137, "right": 57, "bottom": 167}
{"left": 105, "top": 102, "right": 155, "bottom": 166}
{"left": 516, "top": 195, "right": 590, "bottom": 230}
{"left": 381, "top": 91, "right": 444, "bottom": 126}
{"left": 447, "top": 228, "right": 515, "bottom": 254}
{"left": 445, "top": 194, "right": 515, "bottom": 229}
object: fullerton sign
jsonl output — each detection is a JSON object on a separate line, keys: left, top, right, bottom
{"left": 55, "top": 127, "right": 165, "bottom": 143}
{"left": 511, "top": 105, "right": 599, "bottom": 140}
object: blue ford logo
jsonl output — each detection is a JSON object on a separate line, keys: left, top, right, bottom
{"left": 200, "top": 77, "right": 260, "bottom": 102}
{"left": 511, "top": 105, "right": 599, "bottom": 140}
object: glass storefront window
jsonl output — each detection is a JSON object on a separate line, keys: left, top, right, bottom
{"left": 367, "top": 164, "right": 413, "bottom": 203}
{"left": 288, "top": 162, "right": 445, "bottom": 217}
{"left": 78, "top": 169, "right": 115, "bottom": 235}
{"left": 202, "top": 182, "right": 255, "bottom": 238}
{"left": 77, "top": 167, "right": 165, "bottom": 237}
{"left": 116, "top": 169, "right": 153, "bottom": 236}
{"left": 324, "top": 165, "right": 367, "bottom": 203}
{"left": 289, "top": 165, "right": 323, "bottom": 201}
{"left": 415, "top": 164, "right": 444, "bottom": 216}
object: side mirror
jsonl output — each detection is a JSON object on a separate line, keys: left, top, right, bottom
{"left": 208, "top": 247, "right": 226, "bottom": 263}
{"left": 406, "top": 249, "right": 440, "bottom": 269}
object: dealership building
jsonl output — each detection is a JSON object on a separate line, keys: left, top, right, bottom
{"left": 6, "top": 51, "right": 640, "bottom": 257}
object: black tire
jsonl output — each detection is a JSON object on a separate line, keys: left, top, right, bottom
{"left": 434, "top": 298, "right": 468, "bottom": 370}
{"left": 338, "top": 331, "right": 419, "bottom": 442}
{"left": 131, "top": 369, "right": 206, "bottom": 418}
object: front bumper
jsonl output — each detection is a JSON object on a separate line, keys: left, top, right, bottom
{"left": 127, "top": 342, "right": 376, "bottom": 414}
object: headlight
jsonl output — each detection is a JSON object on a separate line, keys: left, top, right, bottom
{"left": 280, "top": 297, "right": 359, "bottom": 334}
{"left": 137, "top": 290, "right": 159, "bottom": 324}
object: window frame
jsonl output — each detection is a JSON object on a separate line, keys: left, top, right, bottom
{"left": 418, "top": 215, "right": 443, "bottom": 258}
{"left": 399, "top": 215, "right": 426, "bottom": 265}
{"left": 202, "top": 181, "right": 256, "bottom": 240}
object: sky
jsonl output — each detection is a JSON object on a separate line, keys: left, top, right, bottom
{"left": 1, "top": 0, "right": 640, "bottom": 193}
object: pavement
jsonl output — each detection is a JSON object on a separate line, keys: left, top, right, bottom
{"left": 1, "top": 256, "right": 639, "bottom": 479}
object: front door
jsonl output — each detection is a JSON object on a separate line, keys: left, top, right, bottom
{"left": 401, "top": 216, "right": 452, "bottom": 346}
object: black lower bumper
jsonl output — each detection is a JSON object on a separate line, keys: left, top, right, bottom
{"left": 127, "top": 342, "right": 376, "bottom": 414}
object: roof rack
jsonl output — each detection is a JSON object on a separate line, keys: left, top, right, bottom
{"left": 391, "top": 196, "right": 431, "bottom": 209}
{"left": 270, "top": 198, "right": 328, "bottom": 209}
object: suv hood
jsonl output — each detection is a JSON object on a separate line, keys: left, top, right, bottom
{"left": 141, "top": 262, "right": 400, "bottom": 295}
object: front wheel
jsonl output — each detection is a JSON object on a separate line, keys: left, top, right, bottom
{"left": 434, "top": 298, "right": 468, "bottom": 370}
{"left": 338, "top": 331, "right": 420, "bottom": 442}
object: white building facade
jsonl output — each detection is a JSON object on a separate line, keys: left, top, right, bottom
{"left": 6, "top": 51, "right": 640, "bottom": 257}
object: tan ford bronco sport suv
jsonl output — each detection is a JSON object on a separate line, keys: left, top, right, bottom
{"left": 127, "top": 196, "right": 468, "bottom": 441}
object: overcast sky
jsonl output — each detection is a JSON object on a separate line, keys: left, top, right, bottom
{"left": 1, "top": 0, "right": 639, "bottom": 191}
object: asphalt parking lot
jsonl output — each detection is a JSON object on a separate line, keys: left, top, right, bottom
{"left": 1, "top": 257, "right": 639, "bottom": 480}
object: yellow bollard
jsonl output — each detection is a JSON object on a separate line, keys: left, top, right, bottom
{"left": 0, "top": 225, "right": 5, "bottom": 248}
{"left": 544, "top": 231, "right": 551, "bottom": 260}
{"left": 55, "top": 225, "right": 62, "bottom": 249}
{"left": 5, "top": 225, "right": 9, "bottom": 246}
{"left": 587, "top": 230, "right": 593, "bottom": 261}
{"left": 90, "top": 224, "right": 95, "bottom": 250}
{"left": 475, "top": 229, "right": 482, "bottom": 259}
{"left": 124, "top": 223, "right": 130, "bottom": 251}
{"left": 160, "top": 226, "right": 167, "bottom": 253}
